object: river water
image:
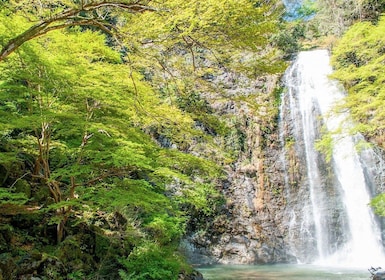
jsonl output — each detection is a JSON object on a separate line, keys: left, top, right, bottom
{"left": 197, "top": 264, "right": 371, "bottom": 280}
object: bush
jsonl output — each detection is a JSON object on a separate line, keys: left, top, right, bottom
{"left": 118, "top": 242, "right": 183, "bottom": 280}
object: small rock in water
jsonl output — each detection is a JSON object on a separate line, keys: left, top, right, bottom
{"left": 373, "top": 272, "right": 385, "bottom": 280}
{"left": 178, "top": 270, "right": 204, "bottom": 280}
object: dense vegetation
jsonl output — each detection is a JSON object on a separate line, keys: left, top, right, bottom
{"left": 0, "top": 0, "right": 286, "bottom": 279}
{"left": 307, "top": 0, "right": 385, "bottom": 215}
{"left": 276, "top": 0, "right": 385, "bottom": 52}
{"left": 3, "top": 0, "right": 385, "bottom": 278}
{"left": 329, "top": 15, "right": 385, "bottom": 216}
{"left": 311, "top": 0, "right": 385, "bottom": 36}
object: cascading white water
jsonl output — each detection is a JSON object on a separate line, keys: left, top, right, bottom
{"left": 281, "top": 49, "right": 385, "bottom": 268}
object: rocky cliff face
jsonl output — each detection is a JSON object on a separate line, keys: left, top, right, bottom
{"left": 181, "top": 51, "right": 385, "bottom": 266}
{"left": 182, "top": 69, "right": 299, "bottom": 265}
{"left": 181, "top": 63, "right": 385, "bottom": 265}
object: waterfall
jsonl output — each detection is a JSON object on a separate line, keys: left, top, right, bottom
{"left": 280, "top": 49, "right": 385, "bottom": 268}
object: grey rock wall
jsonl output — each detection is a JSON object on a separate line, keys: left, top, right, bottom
{"left": 182, "top": 69, "right": 298, "bottom": 265}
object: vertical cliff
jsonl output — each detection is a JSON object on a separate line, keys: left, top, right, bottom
{"left": 183, "top": 50, "right": 385, "bottom": 266}
{"left": 182, "top": 67, "right": 298, "bottom": 264}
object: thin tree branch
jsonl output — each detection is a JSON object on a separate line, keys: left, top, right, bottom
{"left": 0, "top": 1, "right": 158, "bottom": 61}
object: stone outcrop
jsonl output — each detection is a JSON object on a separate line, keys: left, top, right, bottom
{"left": 183, "top": 68, "right": 297, "bottom": 264}
{"left": 183, "top": 51, "right": 385, "bottom": 267}
{"left": 178, "top": 270, "right": 204, "bottom": 280}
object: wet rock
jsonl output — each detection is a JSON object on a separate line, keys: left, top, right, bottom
{"left": 182, "top": 70, "right": 297, "bottom": 265}
{"left": 178, "top": 270, "right": 204, "bottom": 280}
{"left": 373, "top": 271, "right": 385, "bottom": 280}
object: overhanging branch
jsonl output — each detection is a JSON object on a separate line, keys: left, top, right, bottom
{"left": 0, "top": 1, "right": 158, "bottom": 61}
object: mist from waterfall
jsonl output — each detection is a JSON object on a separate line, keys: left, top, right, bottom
{"left": 280, "top": 49, "right": 385, "bottom": 268}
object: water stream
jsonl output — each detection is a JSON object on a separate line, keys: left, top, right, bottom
{"left": 281, "top": 50, "right": 385, "bottom": 267}
{"left": 198, "top": 264, "right": 370, "bottom": 279}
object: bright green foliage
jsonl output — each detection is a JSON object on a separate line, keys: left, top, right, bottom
{"left": 0, "top": 23, "right": 222, "bottom": 278}
{"left": 122, "top": 0, "right": 281, "bottom": 51}
{"left": 179, "top": 182, "right": 224, "bottom": 215}
{"left": 331, "top": 16, "right": 385, "bottom": 217}
{"left": 315, "top": 132, "right": 334, "bottom": 163}
{"left": 118, "top": 242, "right": 183, "bottom": 280}
{"left": 119, "top": 0, "right": 284, "bottom": 87}
{"left": 0, "top": 0, "right": 285, "bottom": 278}
{"left": 371, "top": 193, "right": 385, "bottom": 216}
{"left": 331, "top": 16, "right": 385, "bottom": 146}
{"left": 0, "top": 188, "right": 29, "bottom": 214}
{"left": 0, "top": 0, "right": 158, "bottom": 60}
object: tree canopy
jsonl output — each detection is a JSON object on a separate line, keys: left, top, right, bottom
{"left": 0, "top": 0, "right": 284, "bottom": 279}
{"left": 0, "top": 0, "right": 157, "bottom": 60}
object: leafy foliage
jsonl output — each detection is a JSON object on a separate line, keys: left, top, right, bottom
{"left": 309, "top": 0, "right": 385, "bottom": 37}
{"left": 0, "top": 25, "right": 219, "bottom": 278}
{"left": 371, "top": 193, "right": 385, "bottom": 216}
{"left": 118, "top": 242, "right": 183, "bottom": 280}
{"left": 0, "top": 0, "right": 285, "bottom": 278}
{"left": 330, "top": 16, "right": 385, "bottom": 217}
{"left": 331, "top": 16, "right": 385, "bottom": 146}
{"left": 273, "top": 21, "right": 306, "bottom": 57}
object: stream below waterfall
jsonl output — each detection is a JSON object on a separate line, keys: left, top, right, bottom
{"left": 197, "top": 264, "right": 370, "bottom": 280}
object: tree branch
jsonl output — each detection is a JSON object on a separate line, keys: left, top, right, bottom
{"left": 0, "top": 1, "right": 158, "bottom": 61}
